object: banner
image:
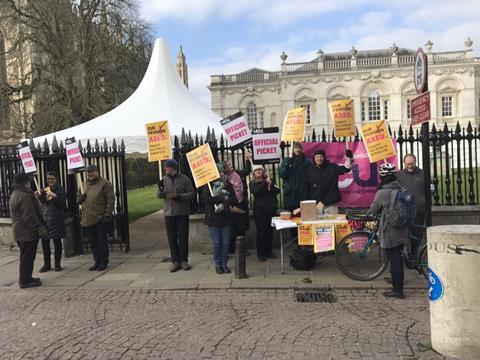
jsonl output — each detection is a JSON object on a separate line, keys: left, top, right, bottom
{"left": 281, "top": 107, "right": 306, "bottom": 142}
{"left": 329, "top": 99, "right": 355, "bottom": 137}
{"left": 302, "top": 141, "right": 397, "bottom": 207}
{"left": 17, "top": 141, "right": 37, "bottom": 174}
{"left": 252, "top": 127, "right": 280, "bottom": 164}
{"left": 360, "top": 120, "right": 396, "bottom": 163}
{"left": 186, "top": 143, "right": 219, "bottom": 188}
{"left": 298, "top": 224, "right": 314, "bottom": 246}
{"left": 220, "top": 112, "right": 252, "bottom": 148}
{"left": 65, "top": 137, "right": 85, "bottom": 172}
{"left": 145, "top": 121, "right": 172, "bottom": 162}
{"left": 313, "top": 224, "right": 335, "bottom": 253}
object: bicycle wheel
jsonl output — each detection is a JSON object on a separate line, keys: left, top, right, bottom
{"left": 336, "top": 231, "right": 388, "bottom": 281}
{"left": 418, "top": 245, "right": 428, "bottom": 279}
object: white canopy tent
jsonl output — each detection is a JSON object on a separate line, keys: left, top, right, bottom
{"left": 33, "top": 38, "right": 223, "bottom": 152}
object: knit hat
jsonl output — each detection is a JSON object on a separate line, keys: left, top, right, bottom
{"left": 314, "top": 149, "right": 326, "bottom": 157}
{"left": 86, "top": 164, "right": 99, "bottom": 172}
{"left": 292, "top": 141, "right": 303, "bottom": 150}
{"left": 252, "top": 164, "right": 265, "bottom": 173}
{"left": 13, "top": 172, "right": 31, "bottom": 188}
{"left": 165, "top": 159, "right": 179, "bottom": 170}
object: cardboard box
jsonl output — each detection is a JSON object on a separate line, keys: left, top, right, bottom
{"left": 300, "top": 200, "right": 317, "bottom": 221}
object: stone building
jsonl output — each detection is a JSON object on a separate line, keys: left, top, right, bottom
{"left": 209, "top": 39, "right": 480, "bottom": 135}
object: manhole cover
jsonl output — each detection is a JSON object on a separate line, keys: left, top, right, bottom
{"left": 295, "top": 291, "right": 337, "bottom": 303}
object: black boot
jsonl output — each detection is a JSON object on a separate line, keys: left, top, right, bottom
{"left": 53, "top": 239, "right": 62, "bottom": 271}
{"left": 40, "top": 238, "right": 51, "bottom": 273}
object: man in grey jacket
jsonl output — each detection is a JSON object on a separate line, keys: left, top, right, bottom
{"left": 157, "top": 159, "right": 196, "bottom": 272}
{"left": 396, "top": 154, "right": 425, "bottom": 256}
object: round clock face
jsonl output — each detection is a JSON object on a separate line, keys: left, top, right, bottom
{"left": 414, "top": 48, "right": 427, "bottom": 94}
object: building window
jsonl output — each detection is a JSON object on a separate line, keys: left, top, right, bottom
{"left": 441, "top": 96, "right": 453, "bottom": 117}
{"left": 406, "top": 99, "right": 411, "bottom": 119}
{"left": 361, "top": 101, "right": 365, "bottom": 122}
{"left": 383, "top": 100, "right": 389, "bottom": 120}
{"left": 246, "top": 102, "right": 258, "bottom": 128}
{"left": 368, "top": 91, "right": 381, "bottom": 121}
{"left": 300, "top": 104, "right": 311, "bottom": 124}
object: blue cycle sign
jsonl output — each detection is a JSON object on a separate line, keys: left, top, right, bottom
{"left": 428, "top": 268, "right": 444, "bottom": 302}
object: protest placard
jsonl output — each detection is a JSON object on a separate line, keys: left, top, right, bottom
{"left": 313, "top": 223, "right": 335, "bottom": 253}
{"left": 360, "top": 120, "right": 396, "bottom": 163}
{"left": 186, "top": 143, "right": 219, "bottom": 188}
{"left": 329, "top": 99, "right": 355, "bottom": 137}
{"left": 65, "top": 137, "right": 85, "bottom": 172}
{"left": 17, "top": 141, "right": 39, "bottom": 190}
{"left": 220, "top": 112, "right": 252, "bottom": 148}
{"left": 281, "top": 107, "right": 306, "bottom": 142}
{"left": 298, "top": 224, "right": 314, "bottom": 246}
{"left": 335, "top": 222, "right": 352, "bottom": 244}
{"left": 251, "top": 127, "right": 280, "bottom": 164}
{"left": 145, "top": 121, "right": 172, "bottom": 162}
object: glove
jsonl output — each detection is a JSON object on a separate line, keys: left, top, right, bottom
{"left": 157, "top": 190, "right": 166, "bottom": 199}
{"left": 102, "top": 215, "right": 112, "bottom": 224}
{"left": 345, "top": 149, "right": 354, "bottom": 159}
{"left": 78, "top": 194, "right": 87, "bottom": 204}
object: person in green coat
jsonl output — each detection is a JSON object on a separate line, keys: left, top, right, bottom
{"left": 279, "top": 142, "right": 311, "bottom": 211}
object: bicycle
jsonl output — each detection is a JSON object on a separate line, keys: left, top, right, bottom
{"left": 335, "top": 210, "right": 428, "bottom": 281}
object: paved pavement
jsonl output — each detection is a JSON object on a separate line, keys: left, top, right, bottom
{"left": 0, "top": 288, "right": 444, "bottom": 360}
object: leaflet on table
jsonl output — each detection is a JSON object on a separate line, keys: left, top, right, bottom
{"left": 271, "top": 218, "right": 299, "bottom": 230}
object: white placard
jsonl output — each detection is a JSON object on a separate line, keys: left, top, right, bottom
{"left": 220, "top": 112, "right": 252, "bottom": 148}
{"left": 252, "top": 127, "right": 281, "bottom": 164}
{"left": 65, "top": 138, "right": 85, "bottom": 171}
{"left": 18, "top": 142, "right": 37, "bottom": 174}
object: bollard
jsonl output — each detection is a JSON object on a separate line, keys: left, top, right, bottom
{"left": 235, "top": 235, "right": 248, "bottom": 279}
{"left": 428, "top": 225, "right": 480, "bottom": 359}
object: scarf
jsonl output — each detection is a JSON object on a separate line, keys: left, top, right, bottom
{"left": 228, "top": 171, "right": 244, "bottom": 203}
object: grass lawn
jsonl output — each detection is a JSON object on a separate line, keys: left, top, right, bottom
{"left": 127, "top": 185, "right": 163, "bottom": 223}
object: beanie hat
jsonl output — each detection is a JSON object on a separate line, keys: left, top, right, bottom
{"left": 292, "top": 141, "right": 303, "bottom": 150}
{"left": 314, "top": 149, "right": 326, "bottom": 157}
{"left": 252, "top": 164, "right": 265, "bottom": 173}
{"left": 13, "top": 172, "right": 31, "bottom": 188}
{"left": 165, "top": 159, "right": 179, "bottom": 170}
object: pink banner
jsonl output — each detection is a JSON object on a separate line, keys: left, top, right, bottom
{"left": 302, "top": 141, "right": 397, "bottom": 208}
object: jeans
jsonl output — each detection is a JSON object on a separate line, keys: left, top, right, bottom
{"left": 253, "top": 210, "right": 274, "bottom": 259}
{"left": 17, "top": 239, "right": 39, "bottom": 285}
{"left": 84, "top": 222, "right": 109, "bottom": 267}
{"left": 41, "top": 238, "right": 62, "bottom": 267}
{"left": 165, "top": 215, "right": 189, "bottom": 264}
{"left": 385, "top": 245, "right": 404, "bottom": 294}
{"left": 208, "top": 225, "right": 230, "bottom": 267}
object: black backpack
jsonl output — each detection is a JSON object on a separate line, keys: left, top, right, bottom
{"left": 290, "top": 246, "right": 317, "bottom": 270}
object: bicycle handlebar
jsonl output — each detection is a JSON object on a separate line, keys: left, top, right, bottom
{"left": 345, "top": 210, "right": 379, "bottom": 222}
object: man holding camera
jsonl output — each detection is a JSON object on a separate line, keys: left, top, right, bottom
{"left": 157, "top": 159, "right": 196, "bottom": 272}
{"left": 77, "top": 164, "right": 114, "bottom": 271}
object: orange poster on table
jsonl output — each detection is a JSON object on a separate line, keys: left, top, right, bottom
{"left": 298, "top": 224, "right": 314, "bottom": 246}
{"left": 329, "top": 99, "right": 355, "bottom": 137}
{"left": 360, "top": 120, "right": 396, "bottom": 163}
{"left": 335, "top": 222, "right": 352, "bottom": 244}
{"left": 281, "top": 107, "right": 306, "bottom": 142}
{"left": 145, "top": 121, "right": 172, "bottom": 162}
{"left": 186, "top": 143, "right": 219, "bottom": 188}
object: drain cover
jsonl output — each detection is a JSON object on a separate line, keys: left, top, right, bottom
{"left": 295, "top": 291, "right": 337, "bottom": 303}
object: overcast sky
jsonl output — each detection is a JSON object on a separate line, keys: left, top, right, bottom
{"left": 139, "top": 0, "right": 480, "bottom": 105}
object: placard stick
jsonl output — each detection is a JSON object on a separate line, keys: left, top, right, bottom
{"left": 76, "top": 173, "right": 84, "bottom": 194}
{"left": 158, "top": 160, "right": 163, "bottom": 181}
{"left": 33, "top": 176, "right": 40, "bottom": 192}
{"left": 207, "top": 182, "right": 220, "bottom": 212}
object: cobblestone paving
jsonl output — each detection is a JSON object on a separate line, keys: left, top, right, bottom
{"left": 0, "top": 288, "right": 445, "bottom": 360}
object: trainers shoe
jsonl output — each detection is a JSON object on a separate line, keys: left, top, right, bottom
{"left": 215, "top": 266, "right": 224, "bottom": 274}
{"left": 88, "top": 264, "right": 99, "bottom": 271}
{"left": 39, "top": 265, "right": 51, "bottom": 273}
{"left": 383, "top": 290, "right": 404, "bottom": 299}
{"left": 169, "top": 262, "right": 181, "bottom": 273}
{"left": 181, "top": 262, "right": 191, "bottom": 271}
{"left": 19, "top": 278, "right": 42, "bottom": 289}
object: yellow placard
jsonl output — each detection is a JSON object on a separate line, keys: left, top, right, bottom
{"left": 298, "top": 224, "right": 314, "bottom": 246}
{"left": 186, "top": 143, "right": 219, "bottom": 188}
{"left": 145, "top": 121, "right": 172, "bottom": 162}
{"left": 329, "top": 99, "right": 355, "bottom": 137}
{"left": 313, "top": 223, "right": 335, "bottom": 253}
{"left": 335, "top": 222, "right": 352, "bottom": 244}
{"left": 360, "top": 120, "right": 396, "bottom": 163}
{"left": 281, "top": 107, "right": 306, "bottom": 142}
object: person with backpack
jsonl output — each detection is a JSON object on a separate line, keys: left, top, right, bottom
{"left": 368, "top": 163, "right": 412, "bottom": 299}
{"left": 250, "top": 165, "right": 280, "bottom": 262}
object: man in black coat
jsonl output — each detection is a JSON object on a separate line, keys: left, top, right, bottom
{"left": 303, "top": 149, "right": 354, "bottom": 214}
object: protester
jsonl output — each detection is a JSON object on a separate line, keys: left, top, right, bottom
{"left": 250, "top": 165, "right": 280, "bottom": 262}
{"left": 77, "top": 164, "right": 114, "bottom": 271}
{"left": 203, "top": 164, "right": 238, "bottom": 274}
{"left": 279, "top": 142, "right": 311, "bottom": 212}
{"left": 35, "top": 171, "right": 66, "bottom": 272}
{"left": 222, "top": 152, "right": 252, "bottom": 253}
{"left": 303, "top": 148, "right": 353, "bottom": 214}
{"left": 157, "top": 159, "right": 196, "bottom": 272}
{"left": 9, "top": 172, "right": 44, "bottom": 289}
{"left": 369, "top": 163, "right": 408, "bottom": 299}
{"left": 396, "top": 153, "right": 425, "bottom": 257}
